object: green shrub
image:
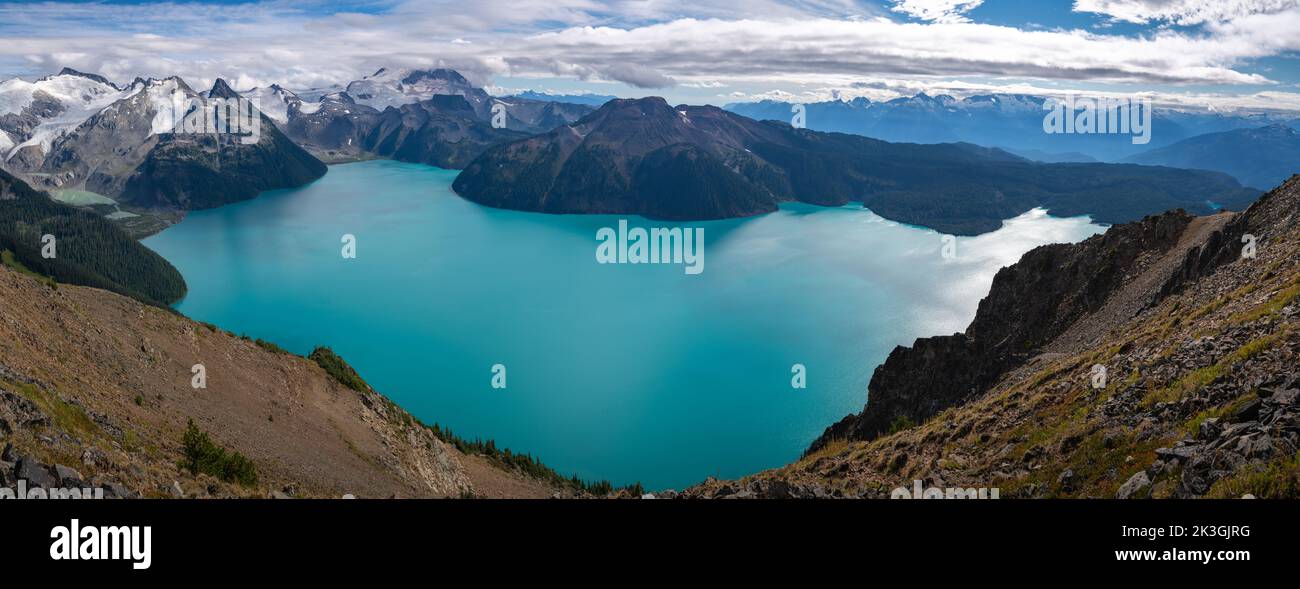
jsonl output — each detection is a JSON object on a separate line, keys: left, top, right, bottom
{"left": 180, "top": 418, "right": 258, "bottom": 487}
{"left": 253, "top": 338, "right": 289, "bottom": 355}
{"left": 309, "top": 346, "right": 370, "bottom": 392}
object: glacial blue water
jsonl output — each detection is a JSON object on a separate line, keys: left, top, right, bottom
{"left": 143, "top": 160, "right": 1104, "bottom": 490}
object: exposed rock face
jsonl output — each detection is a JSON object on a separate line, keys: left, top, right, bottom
{"left": 354, "top": 95, "right": 528, "bottom": 169}
{"left": 280, "top": 91, "right": 379, "bottom": 161}
{"left": 453, "top": 96, "right": 1259, "bottom": 233}
{"left": 12, "top": 75, "right": 326, "bottom": 212}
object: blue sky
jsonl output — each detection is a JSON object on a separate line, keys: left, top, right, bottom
{"left": 1, "top": 0, "right": 1298, "bottom": 111}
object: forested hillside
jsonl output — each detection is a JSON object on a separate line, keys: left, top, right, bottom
{"left": 0, "top": 169, "right": 186, "bottom": 306}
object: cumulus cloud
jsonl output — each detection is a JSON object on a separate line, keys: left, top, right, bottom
{"left": 509, "top": 17, "right": 1278, "bottom": 86}
{"left": 891, "top": 0, "right": 985, "bottom": 23}
{"left": 1073, "top": 0, "right": 1300, "bottom": 25}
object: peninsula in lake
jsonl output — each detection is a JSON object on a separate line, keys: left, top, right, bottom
{"left": 453, "top": 97, "right": 1259, "bottom": 235}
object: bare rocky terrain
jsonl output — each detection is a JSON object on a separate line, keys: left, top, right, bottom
{"left": 0, "top": 265, "right": 566, "bottom": 498}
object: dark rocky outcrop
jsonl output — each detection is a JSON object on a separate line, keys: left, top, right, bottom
{"left": 1160, "top": 174, "right": 1300, "bottom": 298}
{"left": 810, "top": 210, "right": 1195, "bottom": 451}
{"left": 281, "top": 92, "right": 380, "bottom": 161}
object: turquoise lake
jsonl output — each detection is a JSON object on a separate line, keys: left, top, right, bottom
{"left": 143, "top": 160, "right": 1105, "bottom": 490}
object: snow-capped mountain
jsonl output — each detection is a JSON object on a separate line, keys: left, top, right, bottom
{"left": 1, "top": 69, "right": 325, "bottom": 214}
{"left": 0, "top": 65, "right": 595, "bottom": 211}
{"left": 240, "top": 84, "right": 302, "bottom": 125}
{"left": 279, "top": 91, "right": 379, "bottom": 160}
{"left": 273, "top": 67, "right": 595, "bottom": 163}
{"left": 0, "top": 68, "right": 131, "bottom": 166}
{"left": 345, "top": 67, "right": 493, "bottom": 116}
{"left": 36, "top": 75, "right": 199, "bottom": 192}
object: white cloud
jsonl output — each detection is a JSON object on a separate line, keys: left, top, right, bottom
{"left": 507, "top": 17, "right": 1279, "bottom": 86}
{"left": 726, "top": 78, "right": 1300, "bottom": 114}
{"left": 1073, "top": 0, "right": 1300, "bottom": 25}
{"left": 0, "top": 0, "right": 1298, "bottom": 111}
{"left": 891, "top": 0, "right": 985, "bottom": 23}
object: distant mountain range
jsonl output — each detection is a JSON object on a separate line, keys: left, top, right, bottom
{"left": 454, "top": 96, "right": 1258, "bottom": 235}
{"left": 0, "top": 67, "right": 598, "bottom": 229}
{"left": 726, "top": 94, "right": 1300, "bottom": 163}
{"left": 506, "top": 90, "right": 618, "bottom": 107}
{"left": 0, "top": 67, "right": 1291, "bottom": 239}
{"left": 1124, "top": 124, "right": 1300, "bottom": 190}
{"left": 243, "top": 68, "right": 594, "bottom": 166}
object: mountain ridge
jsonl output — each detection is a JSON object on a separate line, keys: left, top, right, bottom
{"left": 1125, "top": 124, "right": 1300, "bottom": 190}
{"left": 726, "top": 94, "right": 1300, "bottom": 162}
{"left": 454, "top": 96, "right": 1260, "bottom": 235}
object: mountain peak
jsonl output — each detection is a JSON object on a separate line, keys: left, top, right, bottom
{"left": 597, "top": 96, "right": 673, "bottom": 114}
{"left": 345, "top": 67, "right": 486, "bottom": 112}
{"left": 400, "top": 68, "right": 468, "bottom": 86}
{"left": 41, "top": 67, "right": 118, "bottom": 89}
{"left": 209, "top": 78, "right": 240, "bottom": 99}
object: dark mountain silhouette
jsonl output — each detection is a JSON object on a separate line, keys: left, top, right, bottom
{"left": 454, "top": 97, "right": 1260, "bottom": 235}
{"left": 1125, "top": 124, "right": 1300, "bottom": 190}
